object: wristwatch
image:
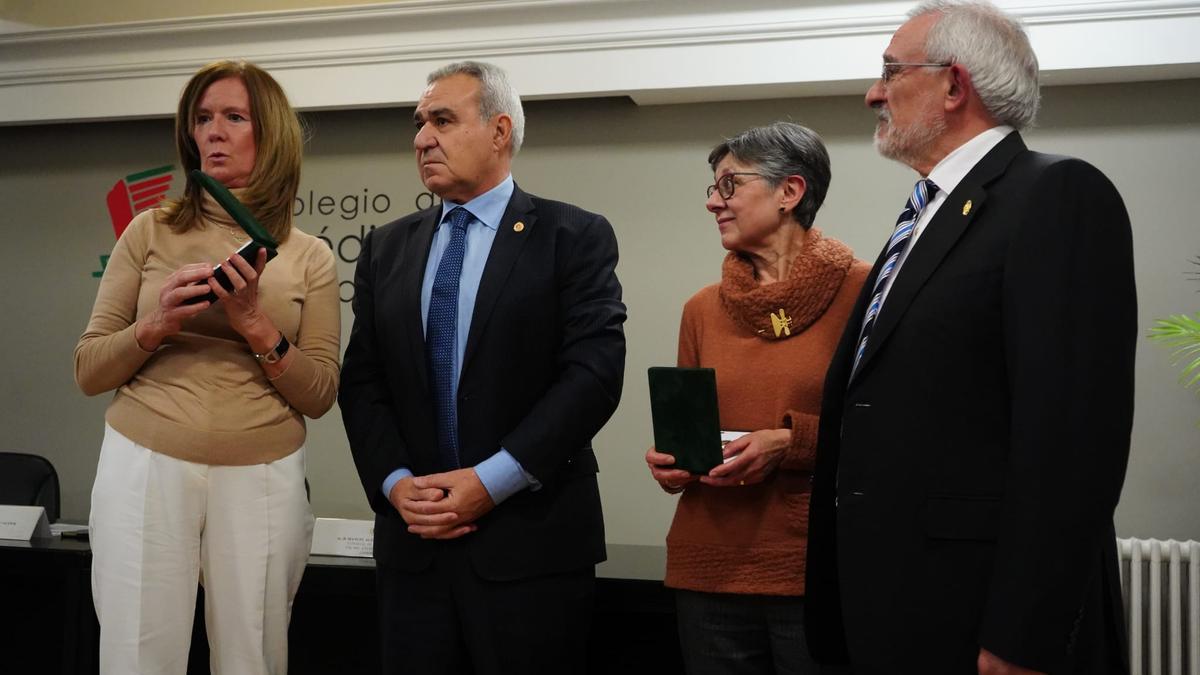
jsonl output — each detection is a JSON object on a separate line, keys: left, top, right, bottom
{"left": 254, "top": 334, "right": 290, "bottom": 364}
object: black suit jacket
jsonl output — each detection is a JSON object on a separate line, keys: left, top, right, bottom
{"left": 339, "top": 185, "right": 626, "bottom": 581}
{"left": 805, "top": 133, "right": 1136, "bottom": 674}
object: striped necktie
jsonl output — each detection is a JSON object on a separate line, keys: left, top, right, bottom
{"left": 427, "top": 206, "right": 471, "bottom": 470}
{"left": 851, "top": 178, "right": 939, "bottom": 377}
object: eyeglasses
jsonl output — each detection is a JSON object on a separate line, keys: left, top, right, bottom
{"left": 706, "top": 172, "right": 766, "bottom": 200}
{"left": 881, "top": 61, "right": 952, "bottom": 83}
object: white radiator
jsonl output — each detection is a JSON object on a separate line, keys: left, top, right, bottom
{"left": 1118, "top": 538, "right": 1200, "bottom": 675}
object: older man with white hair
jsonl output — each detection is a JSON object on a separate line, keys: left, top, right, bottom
{"left": 340, "top": 61, "right": 626, "bottom": 674}
{"left": 804, "top": 2, "right": 1136, "bottom": 673}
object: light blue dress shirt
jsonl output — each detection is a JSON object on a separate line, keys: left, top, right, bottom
{"left": 381, "top": 175, "right": 539, "bottom": 504}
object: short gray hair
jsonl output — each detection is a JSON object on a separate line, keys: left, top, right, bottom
{"left": 427, "top": 60, "right": 526, "bottom": 155}
{"left": 910, "top": 0, "right": 1040, "bottom": 129}
{"left": 707, "top": 122, "right": 831, "bottom": 230}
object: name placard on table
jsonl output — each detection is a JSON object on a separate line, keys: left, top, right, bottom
{"left": 310, "top": 517, "right": 374, "bottom": 558}
{"left": 0, "top": 505, "right": 52, "bottom": 540}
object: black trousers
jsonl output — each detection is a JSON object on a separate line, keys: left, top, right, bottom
{"left": 675, "top": 590, "right": 821, "bottom": 675}
{"left": 376, "top": 539, "right": 595, "bottom": 675}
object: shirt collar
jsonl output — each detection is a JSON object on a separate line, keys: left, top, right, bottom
{"left": 927, "top": 125, "right": 1014, "bottom": 196}
{"left": 439, "top": 174, "right": 514, "bottom": 231}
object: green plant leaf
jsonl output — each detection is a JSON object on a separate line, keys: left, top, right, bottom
{"left": 1149, "top": 312, "right": 1200, "bottom": 393}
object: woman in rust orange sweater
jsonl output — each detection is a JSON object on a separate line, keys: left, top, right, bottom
{"left": 646, "top": 122, "right": 869, "bottom": 674}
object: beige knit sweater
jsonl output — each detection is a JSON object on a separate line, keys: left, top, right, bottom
{"left": 664, "top": 227, "right": 869, "bottom": 596}
{"left": 74, "top": 196, "right": 340, "bottom": 465}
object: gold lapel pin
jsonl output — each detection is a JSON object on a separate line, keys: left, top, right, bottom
{"left": 513, "top": 221, "right": 525, "bottom": 233}
{"left": 962, "top": 200, "right": 973, "bottom": 216}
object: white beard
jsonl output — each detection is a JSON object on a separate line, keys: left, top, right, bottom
{"left": 874, "top": 108, "right": 946, "bottom": 168}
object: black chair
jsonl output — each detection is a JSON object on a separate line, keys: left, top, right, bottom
{"left": 0, "top": 452, "right": 61, "bottom": 522}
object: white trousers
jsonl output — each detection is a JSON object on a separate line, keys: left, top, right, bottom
{"left": 89, "top": 424, "right": 314, "bottom": 675}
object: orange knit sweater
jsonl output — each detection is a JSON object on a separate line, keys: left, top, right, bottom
{"left": 664, "top": 227, "right": 870, "bottom": 596}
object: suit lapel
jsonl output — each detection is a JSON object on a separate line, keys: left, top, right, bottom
{"left": 852, "top": 132, "right": 1026, "bottom": 381}
{"left": 402, "top": 208, "right": 439, "bottom": 394}
{"left": 461, "top": 186, "right": 536, "bottom": 378}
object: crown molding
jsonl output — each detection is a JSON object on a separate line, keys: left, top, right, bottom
{"left": 2, "top": 0, "right": 1198, "bottom": 124}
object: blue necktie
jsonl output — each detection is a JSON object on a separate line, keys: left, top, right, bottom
{"left": 851, "top": 178, "right": 939, "bottom": 377}
{"left": 427, "top": 207, "right": 471, "bottom": 470}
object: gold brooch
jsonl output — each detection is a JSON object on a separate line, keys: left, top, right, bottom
{"left": 962, "top": 200, "right": 973, "bottom": 216}
{"left": 513, "top": 221, "right": 525, "bottom": 233}
{"left": 770, "top": 309, "right": 792, "bottom": 337}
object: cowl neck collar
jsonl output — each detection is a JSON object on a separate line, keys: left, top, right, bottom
{"left": 718, "top": 227, "right": 853, "bottom": 339}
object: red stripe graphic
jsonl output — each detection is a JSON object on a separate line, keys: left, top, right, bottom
{"left": 105, "top": 165, "right": 175, "bottom": 240}
{"left": 130, "top": 182, "right": 170, "bottom": 202}
{"left": 128, "top": 174, "right": 172, "bottom": 193}
{"left": 132, "top": 195, "right": 167, "bottom": 211}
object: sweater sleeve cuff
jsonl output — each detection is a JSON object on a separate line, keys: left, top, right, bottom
{"left": 110, "top": 323, "right": 157, "bottom": 370}
{"left": 266, "top": 346, "right": 336, "bottom": 418}
{"left": 780, "top": 409, "right": 819, "bottom": 471}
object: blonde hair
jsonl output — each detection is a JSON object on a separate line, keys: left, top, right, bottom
{"left": 159, "top": 60, "right": 303, "bottom": 242}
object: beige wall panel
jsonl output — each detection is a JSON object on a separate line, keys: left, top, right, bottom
{"left": 1, "top": 79, "right": 1197, "bottom": 564}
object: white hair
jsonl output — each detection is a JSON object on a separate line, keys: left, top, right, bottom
{"left": 909, "top": 0, "right": 1040, "bottom": 129}
{"left": 428, "top": 60, "right": 526, "bottom": 155}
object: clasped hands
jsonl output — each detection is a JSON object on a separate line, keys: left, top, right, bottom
{"left": 645, "top": 427, "right": 791, "bottom": 494}
{"left": 389, "top": 468, "right": 495, "bottom": 540}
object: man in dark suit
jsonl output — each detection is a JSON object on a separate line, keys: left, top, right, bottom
{"left": 804, "top": 2, "right": 1136, "bottom": 674}
{"left": 339, "top": 61, "right": 626, "bottom": 674}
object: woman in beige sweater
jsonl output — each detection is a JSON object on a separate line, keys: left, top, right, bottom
{"left": 74, "top": 61, "right": 340, "bottom": 675}
{"left": 646, "top": 122, "right": 868, "bottom": 674}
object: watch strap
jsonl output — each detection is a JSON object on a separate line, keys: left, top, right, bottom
{"left": 254, "top": 334, "right": 290, "bottom": 364}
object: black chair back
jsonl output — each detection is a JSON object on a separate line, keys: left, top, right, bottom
{"left": 0, "top": 452, "right": 61, "bottom": 522}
